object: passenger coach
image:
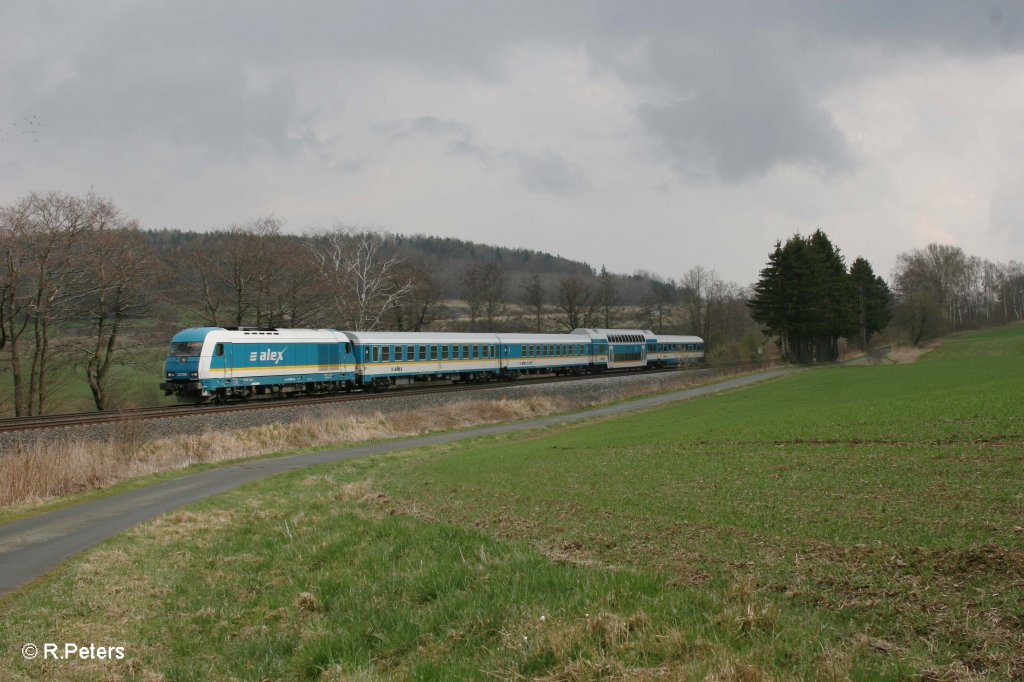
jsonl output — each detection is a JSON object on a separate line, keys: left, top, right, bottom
{"left": 346, "top": 331, "right": 502, "bottom": 389}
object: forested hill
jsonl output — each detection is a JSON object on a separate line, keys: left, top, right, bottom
{"left": 142, "top": 229, "right": 641, "bottom": 302}
{"left": 392, "top": 235, "right": 594, "bottom": 278}
{"left": 143, "top": 230, "right": 591, "bottom": 277}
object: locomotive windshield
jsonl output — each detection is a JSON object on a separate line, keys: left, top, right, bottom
{"left": 170, "top": 341, "right": 203, "bottom": 357}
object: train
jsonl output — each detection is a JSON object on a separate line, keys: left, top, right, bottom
{"left": 160, "top": 326, "right": 704, "bottom": 404}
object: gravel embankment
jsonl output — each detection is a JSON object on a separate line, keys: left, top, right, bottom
{"left": 1, "top": 369, "right": 723, "bottom": 453}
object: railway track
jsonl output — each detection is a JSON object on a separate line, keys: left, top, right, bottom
{"left": 0, "top": 364, "right": 755, "bottom": 434}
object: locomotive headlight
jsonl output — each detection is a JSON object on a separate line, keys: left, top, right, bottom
{"left": 166, "top": 372, "right": 174, "bottom": 378}
{"left": 189, "top": 372, "right": 198, "bottom": 378}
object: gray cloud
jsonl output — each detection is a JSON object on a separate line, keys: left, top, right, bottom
{"left": 638, "top": 79, "right": 854, "bottom": 183}
{"left": 10, "top": 1, "right": 1024, "bottom": 179}
{"left": 24, "top": 47, "right": 310, "bottom": 160}
{"left": 388, "top": 116, "right": 473, "bottom": 141}
{"left": 386, "top": 117, "right": 591, "bottom": 195}
{"left": 514, "top": 152, "right": 591, "bottom": 195}
{"left": 4, "top": 1, "right": 1024, "bottom": 282}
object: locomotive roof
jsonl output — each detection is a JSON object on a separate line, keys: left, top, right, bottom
{"left": 172, "top": 328, "right": 351, "bottom": 343}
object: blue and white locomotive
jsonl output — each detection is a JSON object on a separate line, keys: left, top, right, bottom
{"left": 161, "top": 325, "right": 703, "bottom": 403}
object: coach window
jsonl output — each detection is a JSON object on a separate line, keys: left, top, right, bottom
{"left": 472, "top": 345, "right": 478, "bottom": 359}
{"left": 430, "top": 346, "right": 437, "bottom": 360}
{"left": 383, "top": 346, "right": 391, "bottom": 362}
{"left": 418, "top": 345, "right": 426, "bottom": 360}
{"left": 441, "top": 345, "right": 448, "bottom": 360}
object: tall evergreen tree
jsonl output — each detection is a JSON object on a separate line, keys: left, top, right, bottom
{"left": 849, "top": 256, "right": 892, "bottom": 349}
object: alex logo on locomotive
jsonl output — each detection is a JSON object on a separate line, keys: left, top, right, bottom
{"left": 248, "top": 348, "right": 287, "bottom": 365}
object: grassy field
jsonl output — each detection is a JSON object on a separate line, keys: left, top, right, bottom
{"left": 1, "top": 326, "right": 1021, "bottom": 680}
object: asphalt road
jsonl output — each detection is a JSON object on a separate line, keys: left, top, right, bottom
{"left": 0, "top": 368, "right": 794, "bottom": 596}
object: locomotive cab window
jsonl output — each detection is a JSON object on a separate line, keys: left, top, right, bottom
{"left": 170, "top": 341, "right": 204, "bottom": 357}
{"left": 214, "top": 343, "right": 224, "bottom": 356}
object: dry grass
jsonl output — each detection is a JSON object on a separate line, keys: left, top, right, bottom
{"left": 0, "top": 394, "right": 563, "bottom": 509}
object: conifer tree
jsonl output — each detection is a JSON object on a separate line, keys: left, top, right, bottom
{"left": 748, "top": 231, "right": 886, "bottom": 363}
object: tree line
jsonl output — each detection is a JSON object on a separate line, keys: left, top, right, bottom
{"left": 6, "top": 190, "right": 1018, "bottom": 414}
{"left": 0, "top": 191, "right": 758, "bottom": 415}
{"left": 748, "top": 230, "right": 1024, "bottom": 363}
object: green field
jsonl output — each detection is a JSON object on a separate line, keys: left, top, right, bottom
{"left": 1, "top": 327, "right": 1022, "bottom": 680}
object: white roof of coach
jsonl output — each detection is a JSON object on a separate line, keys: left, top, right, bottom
{"left": 655, "top": 334, "right": 704, "bottom": 344}
{"left": 345, "top": 331, "right": 500, "bottom": 345}
{"left": 571, "top": 328, "right": 654, "bottom": 340}
{"left": 495, "top": 333, "right": 591, "bottom": 344}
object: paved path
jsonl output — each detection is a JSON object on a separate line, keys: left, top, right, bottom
{"left": 0, "top": 368, "right": 795, "bottom": 596}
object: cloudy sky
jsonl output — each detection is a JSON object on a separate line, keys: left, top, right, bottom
{"left": 2, "top": 1, "right": 1023, "bottom": 284}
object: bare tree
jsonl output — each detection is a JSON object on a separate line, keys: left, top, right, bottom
{"left": 262, "top": 239, "right": 330, "bottom": 328}
{"left": 310, "top": 227, "right": 414, "bottom": 330}
{"left": 69, "top": 218, "right": 154, "bottom": 410}
{"left": 0, "top": 192, "right": 97, "bottom": 415}
{"left": 521, "top": 273, "right": 545, "bottom": 332}
{"left": 681, "top": 266, "right": 729, "bottom": 351}
{"left": 175, "top": 216, "right": 285, "bottom": 327}
{"left": 594, "top": 265, "right": 620, "bottom": 328}
{"left": 557, "top": 275, "right": 592, "bottom": 330}
{"left": 390, "top": 261, "right": 443, "bottom": 331}
{"left": 461, "top": 263, "right": 506, "bottom": 330}
{"left": 640, "top": 278, "right": 676, "bottom": 333}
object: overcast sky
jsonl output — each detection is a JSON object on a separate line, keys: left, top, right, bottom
{"left": 2, "top": 1, "right": 1023, "bottom": 284}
